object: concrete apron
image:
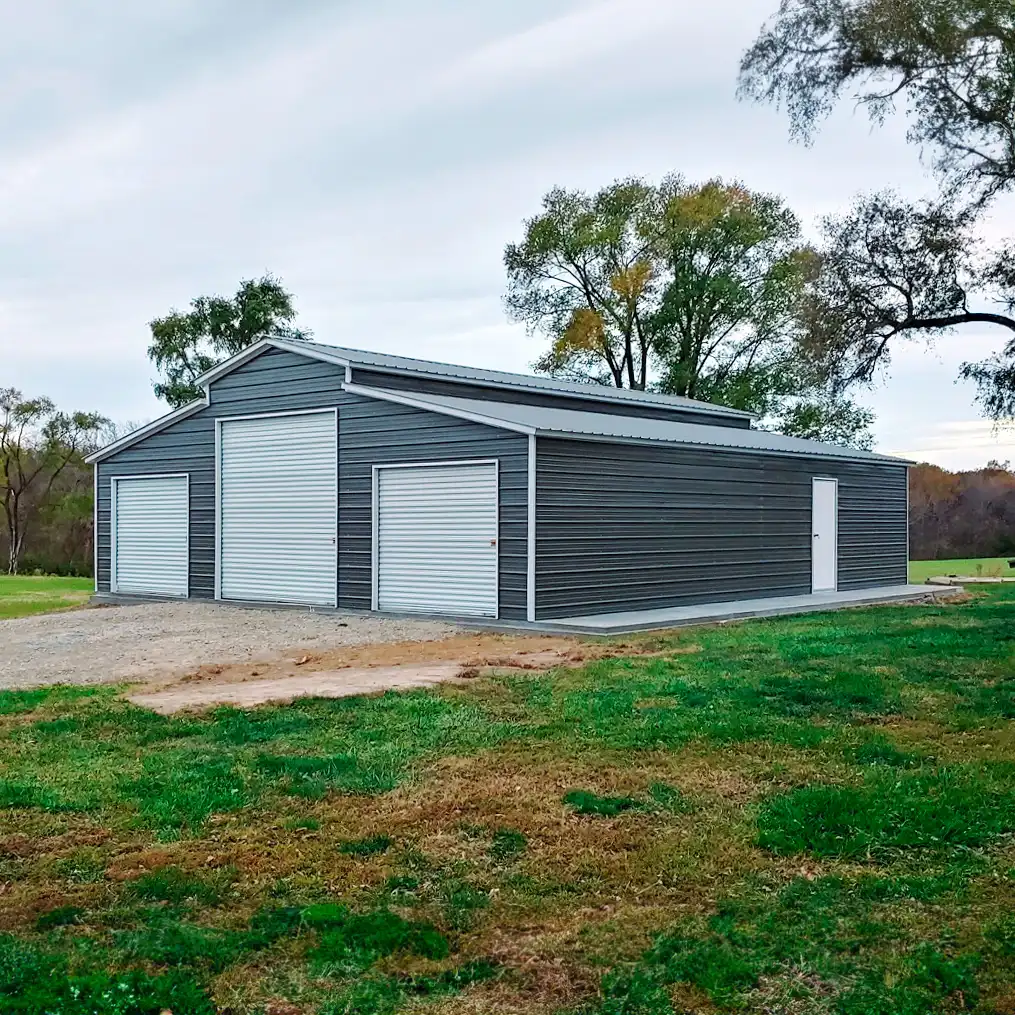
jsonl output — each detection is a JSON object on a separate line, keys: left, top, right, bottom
{"left": 92, "top": 584, "right": 961, "bottom": 638}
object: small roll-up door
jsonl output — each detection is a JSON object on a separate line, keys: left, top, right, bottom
{"left": 112, "top": 475, "right": 189, "bottom": 596}
{"left": 376, "top": 461, "right": 498, "bottom": 617}
{"left": 219, "top": 410, "right": 337, "bottom": 606}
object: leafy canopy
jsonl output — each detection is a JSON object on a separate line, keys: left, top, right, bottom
{"left": 739, "top": 0, "right": 1015, "bottom": 203}
{"left": 741, "top": 0, "right": 1015, "bottom": 419}
{"left": 504, "top": 175, "right": 874, "bottom": 447}
{"left": 148, "top": 274, "right": 311, "bottom": 407}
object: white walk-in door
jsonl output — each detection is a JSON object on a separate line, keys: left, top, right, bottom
{"left": 219, "top": 410, "right": 337, "bottom": 606}
{"left": 811, "top": 478, "right": 839, "bottom": 593}
{"left": 112, "top": 475, "right": 189, "bottom": 596}
{"left": 375, "top": 461, "right": 498, "bottom": 617}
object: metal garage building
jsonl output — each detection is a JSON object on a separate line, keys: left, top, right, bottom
{"left": 88, "top": 339, "right": 911, "bottom": 623}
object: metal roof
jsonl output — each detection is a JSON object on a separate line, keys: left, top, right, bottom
{"left": 348, "top": 384, "right": 910, "bottom": 465}
{"left": 214, "top": 338, "right": 755, "bottom": 420}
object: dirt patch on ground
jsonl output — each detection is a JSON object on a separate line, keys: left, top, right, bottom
{"left": 125, "top": 633, "right": 655, "bottom": 713}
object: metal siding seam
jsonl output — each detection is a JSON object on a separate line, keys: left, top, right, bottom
{"left": 527, "top": 434, "right": 536, "bottom": 622}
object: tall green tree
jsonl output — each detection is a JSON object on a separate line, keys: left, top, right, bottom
{"left": 0, "top": 389, "right": 106, "bottom": 574}
{"left": 504, "top": 180, "right": 657, "bottom": 389}
{"left": 148, "top": 275, "right": 311, "bottom": 407}
{"left": 504, "top": 176, "right": 874, "bottom": 447}
{"left": 739, "top": 0, "right": 1015, "bottom": 419}
{"left": 739, "top": 0, "right": 1015, "bottom": 203}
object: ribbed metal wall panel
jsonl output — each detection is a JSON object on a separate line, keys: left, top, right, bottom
{"left": 96, "top": 348, "right": 529, "bottom": 620}
{"left": 376, "top": 463, "right": 498, "bottom": 617}
{"left": 112, "top": 476, "right": 189, "bottom": 596}
{"left": 534, "top": 437, "right": 908, "bottom": 619}
{"left": 219, "top": 411, "right": 337, "bottom": 606}
{"left": 350, "top": 369, "right": 752, "bottom": 428}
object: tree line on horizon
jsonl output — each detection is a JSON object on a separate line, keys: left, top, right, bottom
{"left": 3, "top": 0, "right": 1013, "bottom": 574}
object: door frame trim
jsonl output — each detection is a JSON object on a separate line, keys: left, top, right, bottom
{"left": 109, "top": 473, "right": 190, "bottom": 597}
{"left": 811, "top": 476, "right": 839, "bottom": 593}
{"left": 371, "top": 458, "right": 500, "bottom": 618}
{"left": 215, "top": 407, "right": 339, "bottom": 606}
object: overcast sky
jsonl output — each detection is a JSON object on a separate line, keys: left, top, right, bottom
{"left": 3, "top": 0, "right": 1013, "bottom": 469}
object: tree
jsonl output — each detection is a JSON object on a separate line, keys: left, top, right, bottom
{"left": 504, "top": 180, "right": 657, "bottom": 389}
{"left": 797, "top": 193, "right": 1015, "bottom": 397}
{"left": 148, "top": 275, "right": 311, "bottom": 407}
{"left": 741, "top": 0, "right": 1015, "bottom": 419}
{"left": 0, "top": 389, "right": 106, "bottom": 574}
{"left": 504, "top": 176, "right": 876, "bottom": 447}
{"left": 739, "top": 0, "right": 1015, "bottom": 203}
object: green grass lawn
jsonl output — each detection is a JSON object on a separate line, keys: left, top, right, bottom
{"left": 1, "top": 587, "right": 1014, "bottom": 1013}
{"left": 909, "top": 557, "right": 1014, "bottom": 584}
{"left": 0, "top": 575, "right": 93, "bottom": 620}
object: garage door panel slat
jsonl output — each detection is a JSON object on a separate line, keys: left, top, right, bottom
{"left": 377, "top": 462, "right": 498, "bottom": 618}
{"left": 113, "top": 476, "right": 189, "bottom": 597}
{"left": 220, "top": 411, "right": 337, "bottom": 607}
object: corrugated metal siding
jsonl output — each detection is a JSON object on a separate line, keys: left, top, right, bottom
{"left": 534, "top": 437, "right": 908, "bottom": 619}
{"left": 350, "top": 369, "right": 752, "bottom": 428}
{"left": 96, "top": 347, "right": 528, "bottom": 620}
{"left": 219, "top": 411, "right": 338, "bottom": 606}
{"left": 112, "top": 476, "right": 189, "bottom": 596}
{"left": 377, "top": 463, "right": 499, "bottom": 617}
{"left": 339, "top": 397, "right": 528, "bottom": 619}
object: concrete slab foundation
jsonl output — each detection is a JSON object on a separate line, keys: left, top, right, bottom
{"left": 536, "top": 585, "right": 961, "bottom": 635}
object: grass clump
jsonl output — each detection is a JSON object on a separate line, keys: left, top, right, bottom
{"left": 121, "top": 752, "right": 249, "bottom": 836}
{"left": 306, "top": 906, "right": 450, "bottom": 974}
{"left": 757, "top": 764, "right": 1015, "bottom": 859}
{"left": 124, "top": 865, "right": 234, "bottom": 906}
{"left": 34, "top": 906, "right": 84, "bottom": 931}
{"left": 564, "top": 790, "right": 640, "bottom": 817}
{"left": 0, "top": 933, "right": 215, "bottom": 1013}
{"left": 338, "top": 835, "right": 393, "bottom": 857}
{"left": 254, "top": 752, "right": 398, "bottom": 798}
{"left": 489, "top": 828, "right": 527, "bottom": 861}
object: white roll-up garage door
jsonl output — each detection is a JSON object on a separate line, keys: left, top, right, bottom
{"left": 376, "top": 461, "right": 498, "bottom": 618}
{"left": 112, "top": 475, "right": 189, "bottom": 597}
{"left": 219, "top": 410, "right": 337, "bottom": 606}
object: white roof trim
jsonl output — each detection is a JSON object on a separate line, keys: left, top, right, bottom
{"left": 342, "top": 382, "right": 536, "bottom": 435}
{"left": 86, "top": 397, "right": 208, "bottom": 464}
{"left": 193, "top": 337, "right": 349, "bottom": 387}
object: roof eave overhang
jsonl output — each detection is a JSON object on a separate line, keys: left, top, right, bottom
{"left": 85, "top": 397, "right": 208, "bottom": 464}
{"left": 533, "top": 428, "right": 914, "bottom": 465}
{"left": 342, "top": 382, "right": 536, "bottom": 435}
{"left": 349, "top": 361, "right": 756, "bottom": 421}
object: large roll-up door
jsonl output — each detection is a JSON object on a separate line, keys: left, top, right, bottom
{"left": 219, "top": 410, "right": 337, "bottom": 606}
{"left": 376, "top": 461, "right": 498, "bottom": 618}
{"left": 112, "top": 475, "right": 189, "bottom": 596}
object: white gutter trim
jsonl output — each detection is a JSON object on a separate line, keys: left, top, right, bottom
{"left": 85, "top": 398, "right": 208, "bottom": 464}
{"left": 193, "top": 337, "right": 351, "bottom": 387}
{"left": 342, "top": 382, "right": 537, "bottom": 436}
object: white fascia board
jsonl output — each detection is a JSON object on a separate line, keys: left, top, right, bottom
{"left": 193, "top": 337, "right": 351, "bottom": 387}
{"left": 85, "top": 398, "right": 208, "bottom": 464}
{"left": 342, "top": 382, "right": 536, "bottom": 436}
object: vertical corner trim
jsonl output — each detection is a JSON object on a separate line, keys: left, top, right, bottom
{"left": 92, "top": 466, "right": 98, "bottom": 592}
{"left": 526, "top": 434, "right": 536, "bottom": 623}
{"left": 213, "top": 419, "right": 222, "bottom": 600}
{"left": 370, "top": 465, "right": 380, "bottom": 612}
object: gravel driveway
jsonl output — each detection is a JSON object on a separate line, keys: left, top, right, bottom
{"left": 0, "top": 602, "right": 456, "bottom": 689}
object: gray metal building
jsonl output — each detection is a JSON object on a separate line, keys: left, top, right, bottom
{"left": 88, "top": 339, "right": 910, "bottom": 623}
